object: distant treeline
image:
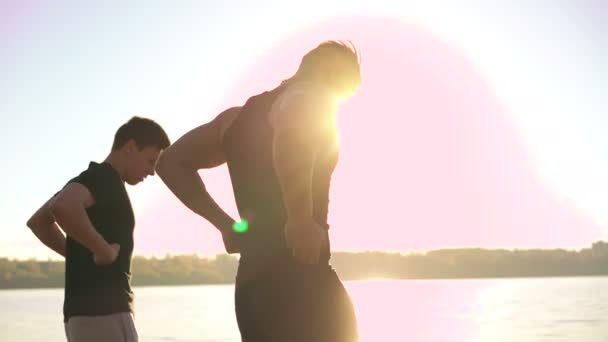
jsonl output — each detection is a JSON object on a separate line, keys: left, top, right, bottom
{"left": 2, "top": 241, "right": 607, "bottom": 289}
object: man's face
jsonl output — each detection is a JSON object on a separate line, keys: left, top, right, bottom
{"left": 124, "top": 141, "right": 162, "bottom": 185}
{"left": 329, "top": 63, "right": 361, "bottom": 103}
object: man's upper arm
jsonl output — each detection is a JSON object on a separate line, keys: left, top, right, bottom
{"left": 49, "top": 182, "right": 95, "bottom": 213}
{"left": 159, "top": 107, "right": 241, "bottom": 170}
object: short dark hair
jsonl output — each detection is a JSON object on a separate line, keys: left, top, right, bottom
{"left": 111, "top": 116, "right": 170, "bottom": 151}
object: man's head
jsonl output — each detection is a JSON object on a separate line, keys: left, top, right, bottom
{"left": 111, "top": 116, "right": 170, "bottom": 185}
{"left": 296, "top": 40, "right": 362, "bottom": 100}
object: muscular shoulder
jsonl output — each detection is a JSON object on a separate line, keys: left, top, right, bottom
{"left": 215, "top": 106, "right": 242, "bottom": 141}
{"left": 69, "top": 162, "right": 121, "bottom": 207}
{"left": 270, "top": 82, "right": 335, "bottom": 128}
{"left": 273, "top": 82, "right": 332, "bottom": 112}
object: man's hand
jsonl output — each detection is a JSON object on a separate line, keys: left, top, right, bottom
{"left": 221, "top": 229, "right": 240, "bottom": 254}
{"left": 93, "top": 243, "right": 120, "bottom": 265}
{"left": 284, "top": 217, "right": 326, "bottom": 264}
{"left": 218, "top": 217, "right": 241, "bottom": 254}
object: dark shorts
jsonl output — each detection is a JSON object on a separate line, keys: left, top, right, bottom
{"left": 235, "top": 258, "right": 359, "bottom": 342}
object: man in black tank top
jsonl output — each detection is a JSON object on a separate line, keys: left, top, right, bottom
{"left": 157, "top": 40, "right": 362, "bottom": 341}
{"left": 26, "top": 117, "right": 170, "bottom": 342}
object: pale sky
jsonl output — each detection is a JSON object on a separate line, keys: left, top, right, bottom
{"left": 1, "top": 0, "right": 606, "bottom": 259}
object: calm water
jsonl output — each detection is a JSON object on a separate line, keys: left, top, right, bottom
{"left": 1, "top": 277, "right": 606, "bottom": 341}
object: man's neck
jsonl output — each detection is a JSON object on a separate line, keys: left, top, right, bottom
{"left": 104, "top": 153, "right": 126, "bottom": 182}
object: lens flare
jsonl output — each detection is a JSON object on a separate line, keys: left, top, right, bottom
{"left": 232, "top": 219, "right": 249, "bottom": 234}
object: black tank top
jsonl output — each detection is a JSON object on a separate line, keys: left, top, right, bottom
{"left": 62, "top": 162, "right": 135, "bottom": 322}
{"left": 222, "top": 85, "right": 338, "bottom": 263}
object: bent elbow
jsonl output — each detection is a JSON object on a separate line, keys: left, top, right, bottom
{"left": 155, "top": 152, "right": 169, "bottom": 178}
{"left": 27, "top": 206, "right": 53, "bottom": 231}
{"left": 26, "top": 215, "right": 36, "bottom": 230}
{"left": 155, "top": 150, "right": 186, "bottom": 180}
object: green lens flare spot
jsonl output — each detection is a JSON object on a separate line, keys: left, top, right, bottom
{"left": 233, "top": 219, "right": 249, "bottom": 234}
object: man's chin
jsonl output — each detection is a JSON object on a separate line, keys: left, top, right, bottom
{"left": 126, "top": 179, "right": 140, "bottom": 186}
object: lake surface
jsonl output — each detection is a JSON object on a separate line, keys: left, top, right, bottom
{"left": 1, "top": 277, "right": 606, "bottom": 341}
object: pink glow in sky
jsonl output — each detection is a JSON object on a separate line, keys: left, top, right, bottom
{"left": 135, "top": 16, "right": 602, "bottom": 256}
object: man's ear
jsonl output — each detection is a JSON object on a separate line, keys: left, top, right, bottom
{"left": 124, "top": 139, "right": 138, "bottom": 154}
